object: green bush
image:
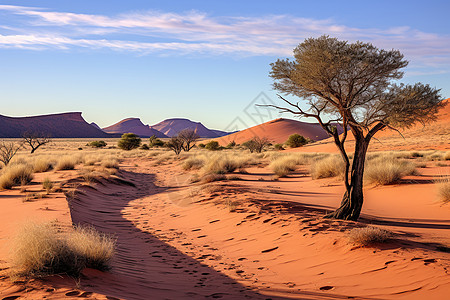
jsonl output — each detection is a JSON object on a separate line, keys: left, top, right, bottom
{"left": 205, "top": 141, "right": 220, "bottom": 151}
{"left": 274, "top": 143, "right": 284, "bottom": 151}
{"left": 149, "top": 135, "right": 164, "bottom": 147}
{"left": 285, "top": 134, "right": 308, "bottom": 148}
{"left": 87, "top": 141, "right": 107, "bottom": 148}
{"left": 198, "top": 143, "right": 206, "bottom": 148}
{"left": 118, "top": 133, "right": 141, "bottom": 151}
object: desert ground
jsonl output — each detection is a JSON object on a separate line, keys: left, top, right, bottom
{"left": 0, "top": 126, "right": 449, "bottom": 300}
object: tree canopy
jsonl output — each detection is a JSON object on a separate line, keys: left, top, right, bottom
{"left": 269, "top": 35, "right": 444, "bottom": 220}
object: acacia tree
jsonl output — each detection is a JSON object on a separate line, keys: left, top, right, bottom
{"left": 268, "top": 36, "right": 444, "bottom": 220}
{"left": 242, "top": 136, "right": 270, "bottom": 153}
{"left": 0, "top": 141, "right": 22, "bottom": 166}
{"left": 178, "top": 129, "right": 199, "bottom": 152}
{"left": 166, "top": 137, "right": 184, "bottom": 155}
{"left": 22, "top": 131, "right": 52, "bottom": 154}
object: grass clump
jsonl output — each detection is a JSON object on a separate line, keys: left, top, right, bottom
{"left": 348, "top": 226, "right": 392, "bottom": 246}
{"left": 364, "top": 157, "right": 416, "bottom": 185}
{"left": 0, "top": 164, "right": 34, "bottom": 189}
{"left": 66, "top": 225, "right": 116, "bottom": 271}
{"left": 32, "top": 158, "right": 53, "bottom": 173}
{"left": 101, "top": 157, "right": 119, "bottom": 169}
{"left": 269, "top": 156, "right": 301, "bottom": 177}
{"left": 310, "top": 155, "right": 344, "bottom": 179}
{"left": 435, "top": 177, "right": 450, "bottom": 204}
{"left": 201, "top": 173, "right": 227, "bottom": 183}
{"left": 42, "top": 177, "right": 53, "bottom": 194}
{"left": 55, "top": 156, "right": 78, "bottom": 170}
{"left": 183, "top": 157, "right": 205, "bottom": 170}
{"left": 12, "top": 221, "right": 115, "bottom": 278}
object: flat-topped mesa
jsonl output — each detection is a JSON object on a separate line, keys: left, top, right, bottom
{"left": 0, "top": 112, "right": 111, "bottom": 138}
{"left": 103, "top": 118, "right": 167, "bottom": 138}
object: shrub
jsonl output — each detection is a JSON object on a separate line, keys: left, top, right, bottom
{"left": 205, "top": 141, "right": 220, "bottom": 151}
{"left": 149, "top": 135, "right": 164, "bottom": 147}
{"left": 12, "top": 221, "right": 115, "bottom": 277}
{"left": 87, "top": 141, "right": 107, "bottom": 148}
{"left": 201, "top": 173, "right": 227, "bottom": 183}
{"left": 348, "top": 226, "right": 392, "bottom": 246}
{"left": 226, "top": 141, "right": 236, "bottom": 149}
{"left": 198, "top": 143, "right": 206, "bottom": 149}
{"left": 101, "top": 157, "right": 119, "bottom": 169}
{"left": 140, "top": 143, "right": 150, "bottom": 150}
{"left": 165, "top": 137, "right": 184, "bottom": 155}
{"left": 242, "top": 137, "right": 270, "bottom": 153}
{"left": 364, "top": 157, "right": 416, "bottom": 185}
{"left": 118, "top": 133, "right": 141, "bottom": 151}
{"left": 285, "top": 134, "right": 308, "bottom": 148}
{"left": 201, "top": 155, "right": 248, "bottom": 175}
{"left": 310, "top": 156, "right": 345, "bottom": 179}
{"left": 274, "top": 143, "right": 284, "bottom": 151}
{"left": 66, "top": 225, "right": 116, "bottom": 271}
{"left": 55, "top": 156, "right": 77, "bottom": 170}
{"left": 0, "top": 164, "right": 34, "bottom": 189}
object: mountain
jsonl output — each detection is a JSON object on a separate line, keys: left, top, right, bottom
{"left": 151, "top": 118, "right": 230, "bottom": 138}
{"left": 90, "top": 122, "right": 103, "bottom": 131}
{"left": 0, "top": 112, "right": 112, "bottom": 138}
{"left": 102, "top": 118, "right": 167, "bottom": 138}
{"left": 211, "top": 118, "right": 344, "bottom": 145}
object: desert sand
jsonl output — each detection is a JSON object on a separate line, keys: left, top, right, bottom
{"left": 1, "top": 102, "right": 450, "bottom": 300}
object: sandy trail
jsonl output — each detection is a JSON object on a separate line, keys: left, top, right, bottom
{"left": 69, "top": 167, "right": 279, "bottom": 299}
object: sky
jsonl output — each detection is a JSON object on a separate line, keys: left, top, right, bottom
{"left": 0, "top": 0, "right": 449, "bottom": 131}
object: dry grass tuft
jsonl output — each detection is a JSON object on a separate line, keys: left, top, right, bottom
{"left": 183, "top": 157, "right": 205, "bottom": 170}
{"left": 55, "top": 156, "right": 78, "bottom": 170}
{"left": 269, "top": 156, "right": 301, "bottom": 177}
{"left": 201, "top": 173, "right": 227, "bottom": 183}
{"left": 310, "top": 156, "right": 345, "bottom": 179}
{"left": 32, "top": 158, "right": 53, "bottom": 173}
{"left": 66, "top": 225, "right": 116, "bottom": 271}
{"left": 0, "top": 164, "right": 34, "bottom": 189}
{"left": 365, "top": 156, "right": 416, "bottom": 185}
{"left": 42, "top": 177, "right": 53, "bottom": 194}
{"left": 435, "top": 176, "right": 450, "bottom": 204}
{"left": 12, "top": 221, "right": 115, "bottom": 277}
{"left": 348, "top": 226, "right": 392, "bottom": 246}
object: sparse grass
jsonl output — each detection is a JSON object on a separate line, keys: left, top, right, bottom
{"left": 201, "top": 173, "right": 227, "bottom": 183}
{"left": 183, "top": 157, "right": 205, "bottom": 170}
{"left": 101, "top": 157, "right": 119, "bottom": 169}
{"left": 365, "top": 156, "right": 416, "bottom": 185}
{"left": 12, "top": 221, "right": 115, "bottom": 277}
{"left": 0, "top": 164, "right": 34, "bottom": 189}
{"left": 23, "top": 192, "right": 47, "bottom": 202}
{"left": 269, "top": 156, "right": 301, "bottom": 177}
{"left": 310, "top": 155, "right": 345, "bottom": 179}
{"left": 348, "top": 226, "right": 392, "bottom": 246}
{"left": 66, "top": 225, "right": 116, "bottom": 271}
{"left": 32, "top": 158, "right": 53, "bottom": 173}
{"left": 55, "top": 156, "right": 78, "bottom": 170}
{"left": 435, "top": 176, "right": 450, "bottom": 204}
{"left": 42, "top": 178, "right": 53, "bottom": 194}
{"left": 226, "top": 199, "right": 239, "bottom": 212}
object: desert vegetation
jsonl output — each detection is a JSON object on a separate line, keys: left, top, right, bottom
{"left": 348, "top": 227, "right": 393, "bottom": 246}
{"left": 12, "top": 221, "right": 115, "bottom": 277}
{"left": 118, "top": 133, "right": 142, "bottom": 150}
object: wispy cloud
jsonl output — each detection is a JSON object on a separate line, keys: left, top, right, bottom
{"left": 0, "top": 4, "right": 449, "bottom": 72}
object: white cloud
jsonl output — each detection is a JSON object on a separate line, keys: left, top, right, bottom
{"left": 0, "top": 4, "right": 449, "bottom": 72}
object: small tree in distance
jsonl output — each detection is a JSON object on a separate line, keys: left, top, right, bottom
{"left": 118, "top": 133, "right": 141, "bottom": 150}
{"left": 268, "top": 35, "right": 444, "bottom": 220}
{"left": 0, "top": 141, "right": 22, "bottom": 167}
{"left": 22, "top": 131, "right": 51, "bottom": 154}
{"left": 166, "top": 137, "right": 184, "bottom": 155}
{"left": 242, "top": 136, "right": 270, "bottom": 153}
{"left": 178, "top": 129, "right": 199, "bottom": 152}
{"left": 285, "top": 134, "right": 308, "bottom": 148}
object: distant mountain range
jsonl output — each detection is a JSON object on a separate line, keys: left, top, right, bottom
{"left": 0, "top": 112, "right": 111, "bottom": 138}
{"left": 102, "top": 117, "right": 231, "bottom": 138}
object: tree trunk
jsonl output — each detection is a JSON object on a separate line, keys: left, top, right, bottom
{"left": 326, "top": 137, "right": 369, "bottom": 221}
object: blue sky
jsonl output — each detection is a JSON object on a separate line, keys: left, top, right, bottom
{"left": 0, "top": 0, "right": 449, "bottom": 130}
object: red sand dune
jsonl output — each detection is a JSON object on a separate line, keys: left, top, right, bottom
{"left": 103, "top": 118, "right": 167, "bottom": 138}
{"left": 213, "top": 118, "right": 344, "bottom": 145}
{"left": 0, "top": 112, "right": 111, "bottom": 138}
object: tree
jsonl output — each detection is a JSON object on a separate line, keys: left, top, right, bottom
{"left": 178, "top": 129, "right": 199, "bottom": 152}
{"left": 165, "top": 137, "right": 184, "bottom": 155}
{"left": 0, "top": 141, "right": 22, "bottom": 167}
{"left": 242, "top": 136, "right": 270, "bottom": 153}
{"left": 22, "top": 131, "right": 51, "bottom": 154}
{"left": 268, "top": 35, "right": 444, "bottom": 220}
{"left": 118, "top": 133, "right": 141, "bottom": 150}
{"left": 285, "top": 134, "right": 308, "bottom": 148}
